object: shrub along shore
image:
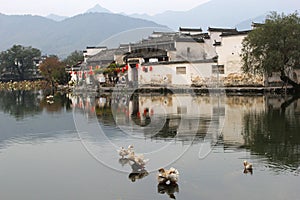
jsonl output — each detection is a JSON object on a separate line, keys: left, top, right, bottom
{"left": 0, "top": 80, "right": 48, "bottom": 91}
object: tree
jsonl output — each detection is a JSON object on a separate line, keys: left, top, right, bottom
{"left": 241, "top": 12, "right": 300, "bottom": 91}
{"left": 0, "top": 45, "right": 41, "bottom": 80}
{"left": 39, "top": 56, "right": 70, "bottom": 88}
{"left": 63, "top": 50, "right": 84, "bottom": 67}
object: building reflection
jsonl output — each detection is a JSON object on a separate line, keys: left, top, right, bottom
{"left": 71, "top": 92, "right": 300, "bottom": 171}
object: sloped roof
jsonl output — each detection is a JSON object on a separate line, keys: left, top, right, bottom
{"left": 179, "top": 27, "right": 202, "bottom": 32}
{"left": 207, "top": 27, "right": 238, "bottom": 33}
{"left": 220, "top": 30, "right": 251, "bottom": 37}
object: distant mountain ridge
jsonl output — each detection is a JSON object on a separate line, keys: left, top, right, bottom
{"left": 46, "top": 14, "right": 68, "bottom": 21}
{"left": 0, "top": 12, "right": 167, "bottom": 58}
{"left": 86, "top": 4, "right": 112, "bottom": 14}
{"left": 134, "top": 0, "right": 300, "bottom": 30}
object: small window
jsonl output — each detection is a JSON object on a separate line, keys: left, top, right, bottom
{"left": 176, "top": 66, "right": 186, "bottom": 74}
{"left": 187, "top": 47, "right": 191, "bottom": 53}
{"left": 177, "top": 106, "right": 187, "bottom": 114}
{"left": 212, "top": 65, "right": 224, "bottom": 74}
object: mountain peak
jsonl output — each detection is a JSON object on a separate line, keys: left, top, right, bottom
{"left": 86, "top": 4, "right": 111, "bottom": 14}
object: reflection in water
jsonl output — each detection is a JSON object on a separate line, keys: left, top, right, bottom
{"left": 0, "top": 90, "right": 72, "bottom": 119}
{"left": 128, "top": 164, "right": 149, "bottom": 182}
{"left": 71, "top": 92, "right": 300, "bottom": 174}
{"left": 0, "top": 90, "right": 75, "bottom": 149}
{"left": 0, "top": 90, "right": 42, "bottom": 119}
{"left": 157, "top": 183, "right": 179, "bottom": 199}
{"left": 242, "top": 95, "right": 300, "bottom": 172}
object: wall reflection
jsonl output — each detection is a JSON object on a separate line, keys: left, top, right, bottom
{"left": 71, "top": 92, "right": 300, "bottom": 171}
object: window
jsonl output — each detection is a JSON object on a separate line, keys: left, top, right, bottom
{"left": 187, "top": 47, "right": 190, "bottom": 53}
{"left": 177, "top": 106, "right": 187, "bottom": 114}
{"left": 212, "top": 65, "right": 224, "bottom": 74}
{"left": 176, "top": 66, "right": 186, "bottom": 74}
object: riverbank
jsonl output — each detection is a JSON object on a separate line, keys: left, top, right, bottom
{"left": 73, "top": 84, "right": 294, "bottom": 95}
{"left": 0, "top": 80, "right": 48, "bottom": 91}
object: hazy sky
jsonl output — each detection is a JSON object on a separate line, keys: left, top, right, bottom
{"left": 0, "top": 0, "right": 210, "bottom": 16}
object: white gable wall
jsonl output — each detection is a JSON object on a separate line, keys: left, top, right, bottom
{"left": 216, "top": 34, "right": 246, "bottom": 76}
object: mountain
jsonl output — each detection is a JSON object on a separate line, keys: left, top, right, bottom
{"left": 46, "top": 14, "right": 68, "bottom": 21}
{"left": 140, "top": 0, "right": 300, "bottom": 30}
{"left": 0, "top": 13, "right": 167, "bottom": 58}
{"left": 86, "top": 4, "right": 112, "bottom": 14}
{"left": 235, "top": 14, "right": 267, "bottom": 30}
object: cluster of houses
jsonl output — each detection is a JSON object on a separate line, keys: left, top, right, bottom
{"left": 68, "top": 25, "right": 299, "bottom": 88}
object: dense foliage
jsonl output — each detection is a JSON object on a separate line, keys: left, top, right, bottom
{"left": 241, "top": 12, "right": 300, "bottom": 89}
{"left": 63, "top": 50, "right": 84, "bottom": 67}
{"left": 0, "top": 45, "right": 41, "bottom": 80}
{"left": 39, "top": 56, "right": 70, "bottom": 87}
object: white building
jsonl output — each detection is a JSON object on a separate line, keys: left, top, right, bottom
{"left": 127, "top": 59, "right": 217, "bottom": 87}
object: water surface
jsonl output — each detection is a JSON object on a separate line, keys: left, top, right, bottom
{"left": 0, "top": 90, "right": 299, "bottom": 200}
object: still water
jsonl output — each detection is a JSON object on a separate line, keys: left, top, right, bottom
{"left": 0, "top": 90, "right": 299, "bottom": 200}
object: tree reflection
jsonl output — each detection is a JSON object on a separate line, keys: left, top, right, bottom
{"left": 242, "top": 96, "right": 300, "bottom": 170}
{"left": 0, "top": 90, "right": 41, "bottom": 120}
{"left": 0, "top": 90, "right": 72, "bottom": 119}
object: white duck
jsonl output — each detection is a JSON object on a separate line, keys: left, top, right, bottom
{"left": 157, "top": 167, "right": 179, "bottom": 184}
{"left": 128, "top": 151, "right": 149, "bottom": 167}
{"left": 117, "top": 145, "right": 134, "bottom": 158}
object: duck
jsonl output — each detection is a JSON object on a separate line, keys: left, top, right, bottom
{"left": 243, "top": 160, "right": 253, "bottom": 170}
{"left": 117, "top": 145, "right": 134, "bottom": 158}
{"left": 157, "top": 167, "right": 179, "bottom": 184}
{"left": 128, "top": 151, "right": 149, "bottom": 167}
{"left": 243, "top": 160, "right": 253, "bottom": 174}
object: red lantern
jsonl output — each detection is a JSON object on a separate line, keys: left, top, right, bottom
{"left": 125, "top": 65, "right": 129, "bottom": 70}
{"left": 149, "top": 66, "right": 153, "bottom": 71}
{"left": 136, "top": 63, "right": 139, "bottom": 69}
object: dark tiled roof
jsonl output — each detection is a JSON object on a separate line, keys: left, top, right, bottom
{"left": 220, "top": 30, "right": 251, "bottom": 37}
{"left": 176, "top": 37, "right": 204, "bottom": 43}
{"left": 207, "top": 27, "right": 238, "bottom": 33}
{"left": 86, "top": 46, "right": 107, "bottom": 49}
{"left": 179, "top": 27, "right": 202, "bottom": 32}
{"left": 87, "top": 49, "right": 116, "bottom": 62}
{"left": 125, "top": 48, "right": 168, "bottom": 59}
{"left": 143, "top": 59, "right": 216, "bottom": 66}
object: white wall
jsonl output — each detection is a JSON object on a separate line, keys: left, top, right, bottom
{"left": 216, "top": 34, "right": 246, "bottom": 76}
{"left": 138, "top": 61, "right": 215, "bottom": 86}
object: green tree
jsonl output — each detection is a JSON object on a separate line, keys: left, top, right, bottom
{"left": 0, "top": 45, "right": 41, "bottom": 80}
{"left": 241, "top": 12, "right": 300, "bottom": 91}
{"left": 39, "top": 57, "right": 70, "bottom": 88}
{"left": 63, "top": 50, "right": 84, "bottom": 67}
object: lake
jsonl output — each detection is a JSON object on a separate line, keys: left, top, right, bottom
{"left": 0, "top": 89, "right": 299, "bottom": 200}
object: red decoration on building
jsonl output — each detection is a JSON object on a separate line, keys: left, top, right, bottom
{"left": 150, "top": 109, "right": 154, "bottom": 116}
{"left": 125, "top": 65, "right": 129, "bottom": 70}
{"left": 149, "top": 66, "right": 153, "bottom": 71}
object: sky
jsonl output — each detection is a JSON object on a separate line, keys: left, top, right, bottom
{"left": 0, "top": 0, "right": 210, "bottom": 16}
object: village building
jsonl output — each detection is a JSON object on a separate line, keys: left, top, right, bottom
{"left": 75, "top": 25, "right": 299, "bottom": 88}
